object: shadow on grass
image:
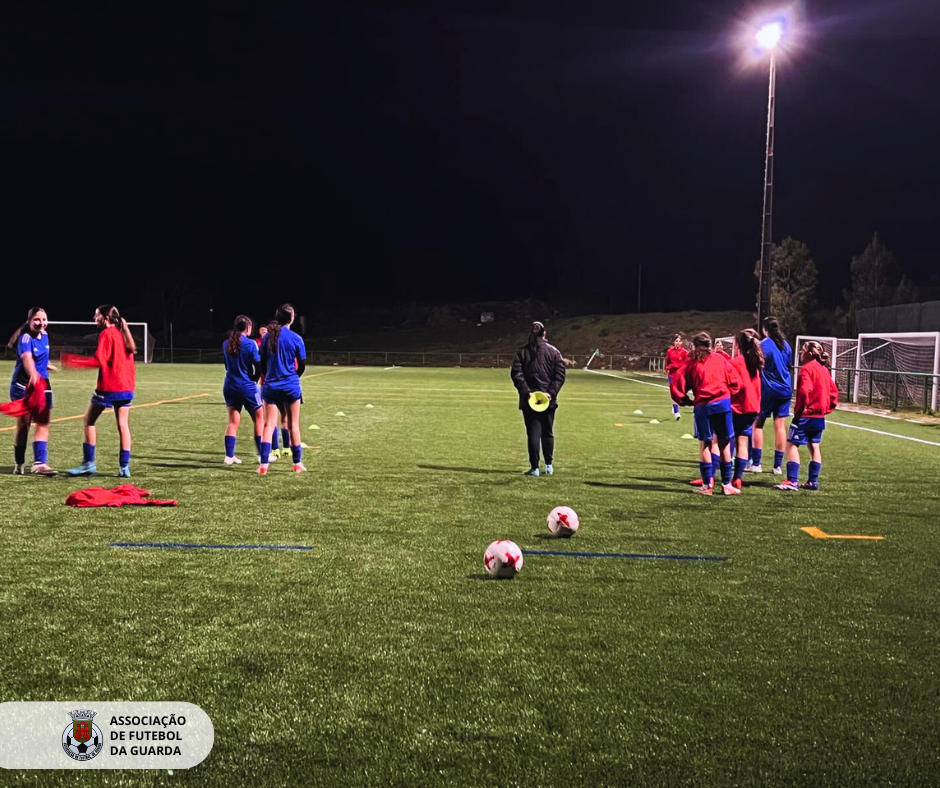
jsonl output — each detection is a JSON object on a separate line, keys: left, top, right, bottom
{"left": 584, "top": 480, "right": 688, "bottom": 495}
{"left": 418, "top": 464, "right": 519, "bottom": 475}
{"left": 146, "top": 462, "right": 208, "bottom": 470}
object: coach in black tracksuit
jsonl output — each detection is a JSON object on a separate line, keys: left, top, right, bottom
{"left": 510, "top": 321, "right": 567, "bottom": 476}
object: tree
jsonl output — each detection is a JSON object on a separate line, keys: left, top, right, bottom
{"left": 753, "top": 237, "right": 818, "bottom": 336}
{"left": 843, "top": 233, "right": 914, "bottom": 324}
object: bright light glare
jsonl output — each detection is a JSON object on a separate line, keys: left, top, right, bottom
{"left": 755, "top": 22, "right": 783, "bottom": 50}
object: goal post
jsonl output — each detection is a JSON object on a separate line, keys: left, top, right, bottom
{"left": 46, "top": 322, "right": 153, "bottom": 364}
{"left": 793, "top": 335, "right": 859, "bottom": 394}
{"left": 852, "top": 332, "right": 939, "bottom": 412}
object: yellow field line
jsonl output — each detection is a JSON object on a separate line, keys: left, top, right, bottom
{"left": 0, "top": 393, "right": 210, "bottom": 433}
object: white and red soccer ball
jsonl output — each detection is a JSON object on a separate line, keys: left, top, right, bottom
{"left": 547, "top": 506, "right": 579, "bottom": 538}
{"left": 483, "top": 540, "right": 524, "bottom": 579}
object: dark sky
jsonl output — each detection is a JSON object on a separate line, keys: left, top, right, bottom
{"left": 2, "top": 1, "right": 939, "bottom": 332}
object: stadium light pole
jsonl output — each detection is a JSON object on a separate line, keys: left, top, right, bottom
{"left": 755, "top": 21, "right": 782, "bottom": 329}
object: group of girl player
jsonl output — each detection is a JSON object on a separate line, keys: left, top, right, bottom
{"left": 669, "top": 317, "right": 839, "bottom": 494}
{"left": 5, "top": 305, "right": 137, "bottom": 477}
{"left": 222, "top": 304, "right": 307, "bottom": 474}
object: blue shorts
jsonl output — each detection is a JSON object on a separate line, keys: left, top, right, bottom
{"left": 92, "top": 390, "right": 134, "bottom": 409}
{"left": 224, "top": 384, "right": 263, "bottom": 413}
{"left": 262, "top": 384, "right": 302, "bottom": 407}
{"left": 759, "top": 394, "right": 791, "bottom": 421}
{"left": 788, "top": 417, "right": 826, "bottom": 446}
{"left": 693, "top": 401, "right": 733, "bottom": 444}
{"left": 9, "top": 381, "right": 53, "bottom": 423}
{"left": 732, "top": 412, "right": 758, "bottom": 439}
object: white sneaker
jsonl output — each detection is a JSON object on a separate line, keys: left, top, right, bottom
{"left": 224, "top": 455, "right": 243, "bottom": 465}
{"left": 31, "top": 462, "right": 58, "bottom": 477}
{"left": 674, "top": 412, "right": 681, "bottom": 421}
{"left": 772, "top": 466, "right": 783, "bottom": 475}
{"left": 13, "top": 463, "right": 26, "bottom": 475}
{"left": 269, "top": 452, "right": 279, "bottom": 463}
{"left": 746, "top": 465, "right": 763, "bottom": 473}
{"left": 721, "top": 483, "right": 741, "bottom": 496}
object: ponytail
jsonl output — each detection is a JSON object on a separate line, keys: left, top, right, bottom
{"left": 268, "top": 304, "right": 296, "bottom": 357}
{"left": 7, "top": 307, "right": 45, "bottom": 349}
{"left": 227, "top": 315, "right": 251, "bottom": 356}
{"left": 690, "top": 332, "right": 711, "bottom": 363}
{"left": 801, "top": 340, "right": 826, "bottom": 366}
{"left": 735, "top": 328, "right": 765, "bottom": 378}
{"left": 527, "top": 321, "right": 546, "bottom": 352}
{"left": 97, "top": 304, "right": 137, "bottom": 355}
{"left": 762, "top": 316, "right": 787, "bottom": 352}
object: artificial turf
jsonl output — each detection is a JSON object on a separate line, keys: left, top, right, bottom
{"left": 1, "top": 362, "right": 938, "bottom": 786}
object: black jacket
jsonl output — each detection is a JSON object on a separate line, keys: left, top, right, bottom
{"left": 510, "top": 339, "right": 567, "bottom": 410}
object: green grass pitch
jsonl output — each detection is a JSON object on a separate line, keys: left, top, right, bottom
{"left": 1, "top": 362, "right": 939, "bottom": 786}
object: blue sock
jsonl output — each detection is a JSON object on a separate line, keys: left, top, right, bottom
{"left": 734, "top": 457, "right": 748, "bottom": 481}
{"left": 225, "top": 436, "right": 236, "bottom": 458}
{"left": 808, "top": 461, "right": 821, "bottom": 484}
{"left": 271, "top": 428, "right": 279, "bottom": 451}
{"left": 752, "top": 448, "right": 763, "bottom": 466}
{"left": 83, "top": 443, "right": 96, "bottom": 464}
{"left": 672, "top": 402, "right": 679, "bottom": 415}
{"left": 33, "top": 440, "right": 48, "bottom": 464}
{"left": 787, "top": 461, "right": 800, "bottom": 484}
{"left": 774, "top": 450, "right": 785, "bottom": 469}
{"left": 119, "top": 449, "right": 131, "bottom": 467}
{"left": 281, "top": 428, "right": 290, "bottom": 449}
{"left": 719, "top": 459, "right": 732, "bottom": 486}
{"left": 14, "top": 444, "right": 27, "bottom": 465}
{"left": 291, "top": 445, "right": 302, "bottom": 464}
{"left": 260, "top": 442, "right": 271, "bottom": 464}
{"left": 254, "top": 435, "right": 262, "bottom": 455}
{"left": 699, "top": 462, "right": 713, "bottom": 487}
{"left": 747, "top": 435, "right": 753, "bottom": 461}
{"left": 711, "top": 453, "right": 720, "bottom": 481}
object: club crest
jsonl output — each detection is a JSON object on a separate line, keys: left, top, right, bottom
{"left": 62, "top": 710, "right": 103, "bottom": 761}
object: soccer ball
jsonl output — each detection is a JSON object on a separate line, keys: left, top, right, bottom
{"left": 547, "top": 506, "right": 579, "bottom": 538}
{"left": 483, "top": 540, "right": 524, "bottom": 579}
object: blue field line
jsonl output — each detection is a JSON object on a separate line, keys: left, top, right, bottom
{"left": 523, "top": 549, "right": 726, "bottom": 562}
{"left": 109, "top": 542, "right": 313, "bottom": 552}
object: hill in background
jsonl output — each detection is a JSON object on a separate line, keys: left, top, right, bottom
{"left": 309, "top": 308, "right": 754, "bottom": 361}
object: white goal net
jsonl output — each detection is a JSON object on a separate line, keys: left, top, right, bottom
{"left": 793, "top": 335, "right": 858, "bottom": 397}
{"left": 46, "top": 322, "right": 153, "bottom": 364}
{"left": 852, "top": 332, "right": 939, "bottom": 412}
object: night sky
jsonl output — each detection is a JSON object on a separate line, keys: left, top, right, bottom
{"left": 2, "top": 1, "right": 939, "bottom": 334}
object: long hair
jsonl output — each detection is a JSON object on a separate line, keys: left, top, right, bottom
{"left": 7, "top": 307, "right": 46, "bottom": 349}
{"left": 762, "top": 316, "right": 787, "bottom": 352}
{"left": 227, "top": 315, "right": 252, "bottom": 356}
{"left": 671, "top": 333, "right": 683, "bottom": 349}
{"left": 527, "top": 321, "right": 546, "bottom": 352}
{"left": 690, "top": 332, "right": 712, "bottom": 363}
{"left": 267, "top": 303, "right": 296, "bottom": 357}
{"left": 97, "top": 304, "right": 137, "bottom": 355}
{"left": 735, "top": 328, "right": 765, "bottom": 378}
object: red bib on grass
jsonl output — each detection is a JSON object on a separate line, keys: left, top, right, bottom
{"left": 65, "top": 485, "right": 178, "bottom": 508}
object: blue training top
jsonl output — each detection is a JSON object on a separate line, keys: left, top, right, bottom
{"left": 760, "top": 337, "right": 793, "bottom": 399}
{"left": 261, "top": 326, "right": 306, "bottom": 388}
{"left": 222, "top": 335, "right": 261, "bottom": 388}
{"left": 11, "top": 331, "right": 50, "bottom": 387}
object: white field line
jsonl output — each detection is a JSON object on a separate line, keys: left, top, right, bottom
{"left": 586, "top": 369, "right": 669, "bottom": 389}
{"left": 827, "top": 421, "right": 940, "bottom": 447}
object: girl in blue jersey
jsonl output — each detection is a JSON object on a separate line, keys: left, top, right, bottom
{"left": 258, "top": 304, "right": 307, "bottom": 474}
{"left": 223, "top": 315, "right": 264, "bottom": 466}
{"left": 6, "top": 307, "right": 57, "bottom": 476}
{"left": 750, "top": 316, "right": 793, "bottom": 475}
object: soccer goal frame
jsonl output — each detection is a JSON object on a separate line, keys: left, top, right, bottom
{"left": 793, "top": 335, "right": 857, "bottom": 383}
{"left": 47, "top": 321, "right": 152, "bottom": 364}
{"left": 852, "top": 332, "right": 940, "bottom": 412}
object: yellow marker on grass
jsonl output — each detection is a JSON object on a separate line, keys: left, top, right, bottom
{"left": 800, "top": 526, "right": 884, "bottom": 541}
